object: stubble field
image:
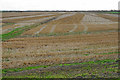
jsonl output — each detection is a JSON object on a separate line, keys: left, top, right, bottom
{"left": 1, "top": 12, "right": 119, "bottom": 78}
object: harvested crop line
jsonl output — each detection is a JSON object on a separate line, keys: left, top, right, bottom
{"left": 69, "top": 24, "right": 78, "bottom": 32}
{"left": 2, "top": 14, "right": 54, "bottom": 20}
{"left": 50, "top": 25, "right": 56, "bottom": 33}
{"left": 2, "top": 59, "right": 117, "bottom": 75}
{"left": 2, "top": 12, "right": 118, "bottom": 78}
{"left": 55, "top": 13, "right": 76, "bottom": 21}
{"left": 81, "top": 14, "right": 115, "bottom": 24}
{"left": 35, "top": 25, "right": 47, "bottom": 34}
{"left": 46, "top": 46, "right": 118, "bottom": 53}
{"left": 81, "top": 23, "right": 88, "bottom": 32}
{"left": 104, "top": 14, "right": 118, "bottom": 17}
{"left": 2, "top": 16, "right": 58, "bottom": 40}
{"left": 2, "top": 25, "right": 24, "bottom": 33}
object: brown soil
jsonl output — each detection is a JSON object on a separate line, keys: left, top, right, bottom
{"left": 97, "top": 14, "right": 118, "bottom": 22}
{"left": 2, "top": 32, "right": 118, "bottom": 69}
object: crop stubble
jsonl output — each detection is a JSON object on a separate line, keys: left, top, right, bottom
{"left": 2, "top": 12, "right": 118, "bottom": 78}
{"left": 2, "top": 32, "right": 118, "bottom": 69}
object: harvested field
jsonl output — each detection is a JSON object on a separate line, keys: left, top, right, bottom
{"left": 2, "top": 24, "right": 19, "bottom": 31}
{"left": 86, "top": 24, "right": 118, "bottom": 32}
{"left": 97, "top": 14, "right": 118, "bottom": 22}
{"left": 54, "top": 24, "right": 74, "bottom": 33}
{"left": 74, "top": 24, "right": 85, "bottom": 32}
{"left": 2, "top": 25, "right": 23, "bottom": 34}
{"left": 81, "top": 13, "right": 116, "bottom": 24}
{"left": 104, "top": 14, "right": 118, "bottom": 17}
{"left": 2, "top": 12, "right": 43, "bottom": 18}
{"left": 49, "top": 13, "right": 84, "bottom": 24}
{"left": 2, "top": 32, "right": 118, "bottom": 69}
{"left": 2, "top": 15, "right": 56, "bottom": 23}
{"left": 2, "top": 16, "right": 57, "bottom": 34}
{"left": 21, "top": 13, "right": 84, "bottom": 35}
{"left": 1, "top": 12, "right": 119, "bottom": 78}
{"left": 2, "top": 12, "right": 63, "bottom": 18}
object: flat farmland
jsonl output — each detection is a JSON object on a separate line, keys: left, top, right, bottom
{"left": 1, "top": 12, "right": 119, "bottom": 78}
{"left": 2, "top": 12, "right": 61, "bottom": 18}
{"left": 85, "top": 24, "right": 118, "bottom": 32}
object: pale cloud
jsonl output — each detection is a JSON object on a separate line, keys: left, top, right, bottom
{"left": 0, "top": 0, "right": 119, "bottom": 10}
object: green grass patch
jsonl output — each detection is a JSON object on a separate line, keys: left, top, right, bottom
{"left": 1, "top": 17, "right": 57, "bottom": 41}
{"left": 1, "top": 23, "right": 41, "bottom": 41}
{"left": 2, "top": 65, "right": 49, "bottom": 74}
{"left": 96, "top": 52, "right": 119, "bottom": 55}
{"left": 1, "top": 27, "right": 24, "bottom": 41}
{"left": 83, "top": 54, "right": 90, "bottom": 56}
{"left": 2, "top": 59, "right": 116, "bottom": 74}
{"left": 100, "top": 11, "right": 120, "bottom": 14}
{"left": 106, "top": 67, "right": 118, "bottom": 72}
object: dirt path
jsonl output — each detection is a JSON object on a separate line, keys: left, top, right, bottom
{"left": 69, "top": 24, "right": 78, "bottom": 32}
{"left": 2, "top": 16, "right": 55, "bottom": 34}
{"left": 50, "top": 25, "right": 56, "bottom": 33}
{"left": 81, "top": 13, "right": 116, "bottom": 24}
{"left": 35, "top": 25, "right": 47, "bottom": 34}
{"left": 80, "top": 13, "right": 118, "bottom": 33}
{"left": 81, "top": 23, "right": 88, "bottom": 32}
{"left": 104, "top": 14, "right": 118, "bottom": 17}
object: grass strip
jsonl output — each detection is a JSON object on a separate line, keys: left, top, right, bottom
{"left": 1, "top": 24, "right": 40, "bottom": 41}
{"left": 100, "top": 11, "right": 120, "bottom": 14}
{"left": 59, "top": 59, "right": 116, "bottom": 66}
{"left": 2, "top": 65, "right": 49, "bottom": 74}
{"left": 21, "top": 29, "right": 118, "bottom": 38}
{"left": 1, "top": 17, "right": 57, "bottom": 41}
{"left": 96, "top": 52, "right": 119, "bottom": 55}
{"left": 1, "top": 27, "right": 24, "bottom": 41}
{"left": 2, "top": 59, "right": 117, "bottom": 74}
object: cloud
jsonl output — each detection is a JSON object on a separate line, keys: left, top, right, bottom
{"left": 0, "top": 0, "right": 119, "bottom": 10}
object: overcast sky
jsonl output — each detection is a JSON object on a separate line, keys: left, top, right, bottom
{"left": 0, "top": 0, "right": 119, "bottom": 10}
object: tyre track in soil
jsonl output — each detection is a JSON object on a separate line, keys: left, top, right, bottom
{"left": 32, "top": 13, "right": 77, "bottom": 35}
{"left": 80, "top": 13, "right": 118, "bottom": 33}
{"left": 50, "top": 25, "right": 57, "bottom": 33}
{"left": 2, "top": 16, "right": 55, "bottom": 33}
{"left": 34, "top": 25, "right": 47, "bottom": 34}
{"left": 81, "top": 13, "right": 116, "bottom": 24}
{"left": 69, "top": 24, "right": 78, "bottom": 32}
{"left": 3, "top": 12, "right": 75, "bottom": 35}
{"left": 4, "top": 13, "right": 76, "bottom": 35}
{"left": 81, "top": 23, "right": 88, "bottom": 33}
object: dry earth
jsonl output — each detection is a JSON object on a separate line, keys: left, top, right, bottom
{"left": 2, "top": 12, "right": 119, "bottom": 78}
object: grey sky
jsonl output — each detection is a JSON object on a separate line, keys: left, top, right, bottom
{"left": 0, "top": 0, "right": 119, "bottom": 10}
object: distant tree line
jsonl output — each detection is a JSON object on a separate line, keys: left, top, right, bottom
{"left": 1, "top": 10, "right": 120, "bottom": 12}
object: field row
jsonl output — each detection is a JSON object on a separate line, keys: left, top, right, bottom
{"left": 2, "top": 32, "right": 118, "bottom": 69}
{"left": 2, "top": 13, "right": 76, "bottom": 34}
{"left": 21, "top": 13, "right": 118, "bottom": 36}
{"left": 21, "top": 23, "right": 118, "bottom": 35}
{"left": 2, "top": 12, "right": 118, "bottom": 36}
{"left": 2, "top": 12, "right": 119, "bottom": 78}
{"left": 2, "top": 12, "right": 64, "bottom": 18}
{"left": 96, "top": 13, "right": 118, "bottom": 22}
